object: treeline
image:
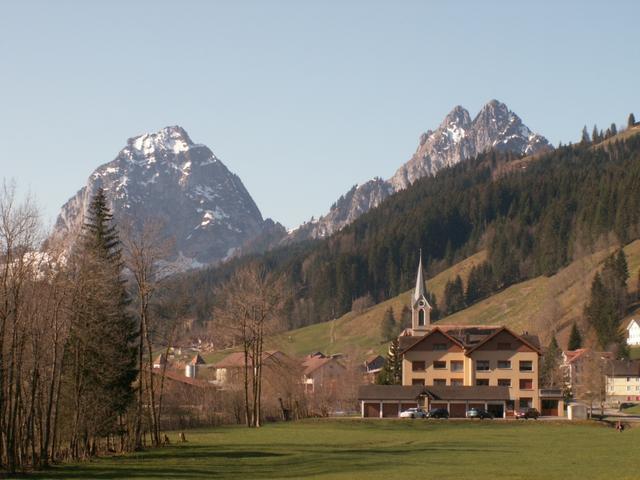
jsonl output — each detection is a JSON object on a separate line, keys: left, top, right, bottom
{"left": 0, "top": 186, "right": 178, "bottom": 474}
{"left": 169, "top": 128, "right": 640, "bottom": 336}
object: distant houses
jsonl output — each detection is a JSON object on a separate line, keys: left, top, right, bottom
{"left": 606, "top": 359, "right": 640, "bottom": 403}
{"left": 301, "top": 353, "right": 346, "bottom": 394}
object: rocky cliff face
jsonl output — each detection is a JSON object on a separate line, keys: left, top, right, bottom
{"left": 52, "top": 126, "right": 282, "bottom": 270}
{"left": 290, "top": 100, "right": 551, "bottom": 242}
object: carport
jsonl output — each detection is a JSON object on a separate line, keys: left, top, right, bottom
{"left": 424, "top": 385, "right": 511, "bottom": 418}
{"left": 358, "top": 385, "right": 426, "bottom": 418}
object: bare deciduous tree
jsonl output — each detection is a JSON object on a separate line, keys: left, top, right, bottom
{"left": 212, "top": 263, "right": 286, "bottom": 427}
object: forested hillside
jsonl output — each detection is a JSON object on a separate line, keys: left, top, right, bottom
{"left": 170, "top": 128, "right": 640, "bottom": 336}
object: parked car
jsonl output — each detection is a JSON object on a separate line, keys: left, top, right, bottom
{"left": 399, "top": 407, "right": 427, "bottom": 419}
{"left": 426, "top": 408, "right": 449, "bottom": 419}
{"left": 515, "top": 407, "right": 539, "bottom": 419}
{"left": 466, "top": 408, "right": 494, "bottom": 419}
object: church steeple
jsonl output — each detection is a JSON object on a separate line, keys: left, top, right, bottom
{"left": 413, "top": 249, "right": 426, "bottom": 304}
{"left": 411, "top": 250, "right": 432, "bottom": 335}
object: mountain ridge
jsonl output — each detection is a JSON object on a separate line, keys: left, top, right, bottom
{"left": 287, "top": 100, "right": 551, "bottom": 243}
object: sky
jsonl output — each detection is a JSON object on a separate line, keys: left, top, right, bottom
{"left": 1, "top": 0, "right": 638, "bottom": 230}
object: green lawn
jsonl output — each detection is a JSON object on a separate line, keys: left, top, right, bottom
{"left": 33, "top": 419, "right": 638, "bottom": 480}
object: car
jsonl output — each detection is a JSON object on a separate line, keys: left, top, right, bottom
{"left": 515, "top": 407, "right": 539, "bottom": 419}
{"left": 399, "top": 407, "right": 427, "bottom": 419}
{"left": 425, "top": 408, "right": 449, "bottom": 419}
{"left": 466, "top": 408, "right": 494, "bottom": 419}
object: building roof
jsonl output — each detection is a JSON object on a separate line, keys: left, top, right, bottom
{"left": 151, "top": 369, "right": 211, "bottom": 388}
{"left": 212, "top": 350, "right": 286, "bottom": 369}
{"left": 302, "top": 354, "right": 345, "bottom": 375}
{"left": 398, "top": 325, "right": 541, "bottom": 354}
{"left": 358, "top": 384, "right": 426, "bottom": 401}
{"left": 190, "top": 354, "right": 206, "bottom": 365}
{"left": 609, "top": 360, "right": 640, "bottom": 376}
{"left": 357, "top": 384, "right": 510, "bottom": 401}
{"left": 563, "top": 348, "right": 613, "bottom": 364}
{"left": 424, "top": 385, "right": 510, "bottom": 401}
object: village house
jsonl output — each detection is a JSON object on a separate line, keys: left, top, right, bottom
{"left": 302, "top": 353, "right": 346, "bottom": 394}
{"left": 561, "top": 348, "right": 613, "bottom": 396}
{"left": 606, "top": 359, "right": 640, "bottom": 404}
{"left": 358, "top": 255, "right": 560, "bottom": 418}
{"left": 211, "top": 350, "right": 291, "bottom": 387}
{"left": 625, "top": 319, "right": 640, "bottom": 346}
{"left": 363, "top": 354, "right": 385, "bottom": 380}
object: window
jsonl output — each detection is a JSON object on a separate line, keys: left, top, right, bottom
{"left": 451, "top": 360, "right": 464, "bottom": 372}
{"left": 412, "top": 378, "right": 425, "bottom": 386}
{"left": 627, "top": 377, "right": 631, "bottom": 382}
{"left": 476, "top": 379, "right": 489, "bottom": 386}
{"left": 497, "top": 360, "right": 511, "bottom": 369}
{"left": 497, "top": 342, "right": 512, "bottom": 350}
{"left": 627, "top": 386, "right": 631, "bottom": 391}
{"left": 451, "top": 379, "right": 463, "bottom": 386}
{"left": 519, "top": 397, "right": 532, "bottom": 408}
{"left": 476, "top": 360, "right": 490, "bottom": 371}
{"left": 433, "top": 379, "right": 447, "bottom": 386}
{"left": 498, "top": 379, "right": 511, "bottom": 387}
{"left": 418, "top": 309, "right": 425, "bottom": 326}
{"left": 412, "top": 361, "right": 426, "bottom": 372}
{"left": 433, "top": 361, "right": 447, "bottom": 370}
{"left": 433, "top": 343, "right": 447, "bottom": 351}
{"left": 519, "top": 361, "right": 533, "bottom": 372}
{"left": 519, "top": 379, "right": 533, "bottom": 390}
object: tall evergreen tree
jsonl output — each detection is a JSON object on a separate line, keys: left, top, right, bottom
{"left": 581, "top": 125, "right": 590, "bottom": 144}
{"left": 443, "top": 275, "right": 465, "bottom": 315}
{"left": 541, "top": 337, "right": 562, "bottom": 387}
{"left": 65, "top": 188, "right": 138, "bottom": 453}
{"left": 376, "top": 338, "right": 402, "bottom": 385}
{"left": 629, "top": 113, "right": 636, "bottom": 128}
{"left": 568, "top": 322, "right": 582, "bottom": 350}
{"left": 584, "top": 272, "right": 619, "bottom": 349}
{"left": 380, "top": 307, "right": 396, "bottom": 341}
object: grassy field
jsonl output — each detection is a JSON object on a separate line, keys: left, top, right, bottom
{"left": 32, "top": 419, "right": 639, "bottom": 480}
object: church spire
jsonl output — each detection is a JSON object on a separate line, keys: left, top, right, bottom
{"left": 413, "top": 249, "right": 426, "bottom": 303}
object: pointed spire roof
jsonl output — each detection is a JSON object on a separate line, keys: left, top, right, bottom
{"left": 413, "top": 250, "right": 426, "bottom": 303}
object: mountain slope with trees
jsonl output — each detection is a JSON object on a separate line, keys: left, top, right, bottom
{"left": 172, "top": 124, "right": 640, "bottom": 341}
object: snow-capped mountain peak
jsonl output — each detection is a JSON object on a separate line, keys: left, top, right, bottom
{"left": 51, "top": 126, "right": 282, "bottom": 271}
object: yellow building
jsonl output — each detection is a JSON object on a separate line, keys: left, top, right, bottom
{"left": 606, "top": 360, "right": 640, "bottom": 404}
{"left": 359, "top": 254, "right": 550, "bottom": 418}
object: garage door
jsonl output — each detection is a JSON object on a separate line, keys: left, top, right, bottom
{"left": 468, "top": 403, "right": 485, "bottom": 410}
{"left": 450, "top": 403, "right": 467, "bottom": 418}
{"left": 382, "top": 403, "right": 399, "bottom": 417}
{"left": 487, "top": 403, "right": 504, "bottom": 418}
{"left": 430, "top": 402, "right": 447, "bottom": 411}
{"left": 401, "top": 402, "right": 418, "bottom": 411}
{"left": 541, "top": 400, "right": 558, "bottom": 416}
{"left": 364, "top": 403, "right": 380, "bottom": 418}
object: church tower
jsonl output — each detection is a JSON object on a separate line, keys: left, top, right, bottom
{"left": 411, "top": 251, "right": 432, "bottom": 336}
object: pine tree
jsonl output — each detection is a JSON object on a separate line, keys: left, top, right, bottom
{"left": 629, "top": 113, "right": 636, "bottom": 128}
{"left": 610, "top": 122, "right": 617, "bottom": 136}
{"left": 376, "top": 338, "right": 402, "bottom": 385}
{"left": 568, "top": 322, "right": 582, "bottom": 350}
{"left": 591, "top": 125, "right": 599, "bottom": 144}
{"left": 65, "top": 188, "right": 138, "bottom": 449}
{"left": 380, "top": 307, "right": 396, "bottom": 341}
{"left": 584, "top": 272, "right": 619, "bottom": 349}
{"left": 398, "top": 305, "right": 412, "bottom": 333}
{"left": 581, "top": 125, "right": 590, "bottom": 144}
{"left": 541, "top": 337, "right": 562, "bottom": 387}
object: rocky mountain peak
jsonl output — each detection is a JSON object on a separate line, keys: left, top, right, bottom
{"left": 51, "top": 126, "right": 279, "bottom": 272}
{"left": 289, "top": 100, "right": 552, "bottom": 243}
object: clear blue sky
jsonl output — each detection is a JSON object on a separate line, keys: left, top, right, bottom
{"left": 1, "top": 1, "right": 638, "bottom": 229}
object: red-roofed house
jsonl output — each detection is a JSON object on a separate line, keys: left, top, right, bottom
{"left": 302, "top": 353, "right": 346, "bottom": 394}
